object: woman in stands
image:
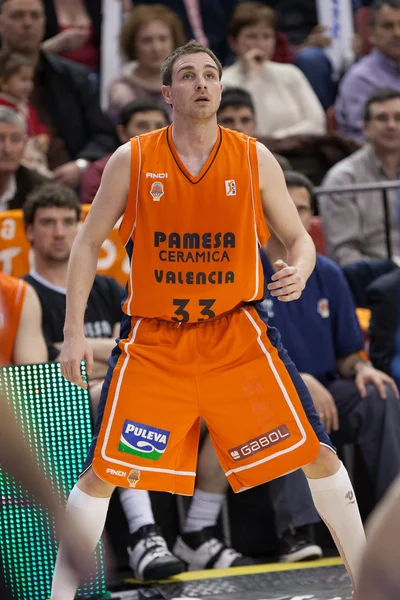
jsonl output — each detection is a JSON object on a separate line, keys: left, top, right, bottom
{"left": 107, "top": 4, "right": 186, "bottom": 122}
{"left": 41, "top": 0, "right": 100, "bottom": 73}
{"left": 222, "top": 2, "right": 326, "bottom": 139}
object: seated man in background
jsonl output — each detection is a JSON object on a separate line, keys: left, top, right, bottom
{"left": 0, "top": 0, "right": 118, "bottom": 188}
{"left": 0, "top": 270, "right": 47, "bottom": 365}
{"left": 336, "top": 0, "right": 400, "bottom": 142}
{"left": 0, "top": 106, "right": 48, "bottom": 211}
{"left": 81, "top": 99, "right": 169, "bottom": 205}
{"left": 259, "top": 171, "right": 400, "bottom": 507}
{"left": 367, "top": 267, "right": 400, "bottom": 379}
{"left": 21, "top": 182, "right": 184, "bottom": 581}
{"left": 320, "top": 89, "right": 400, "bottom": 266}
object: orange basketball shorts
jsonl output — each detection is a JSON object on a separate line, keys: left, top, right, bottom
{"left": 86, "top": 305, "right": 324, "bottom": 495}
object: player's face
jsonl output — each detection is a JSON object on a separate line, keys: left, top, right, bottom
{"left": 135, "top": 20, "right": 174, "bottom": 73}
{"left": 162, "top": 52, "right": 222, "bottom": 120}
{"left": 217, "top": 105, "right": 256, "bottom": 136}
{"left": 0, "top": 121, "right": 26, "bottom": 173}
{"left": 364, "top": 98, "right": 400, "bottom": 153}
{"left": 231, "top": 22, "right": 276, "bottom": 61}
{"left": 117, "top": 109, "right": 169, "bottom": 142}
{"left": 27, "top": 207, "right": 79, "bottom": 263}
{"left": 288, "top": 186, "right": 313, "bottom": 232}
{"left": 0, "top": 0, "right": 45, "bottom": 54}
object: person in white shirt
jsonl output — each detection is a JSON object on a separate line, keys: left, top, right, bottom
{"left": 222, "top": 1, "right": 326, "bottom": 140}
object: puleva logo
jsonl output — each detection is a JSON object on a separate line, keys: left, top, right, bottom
{"left": 119, "top": 420, "right": 170, "bottom": 461}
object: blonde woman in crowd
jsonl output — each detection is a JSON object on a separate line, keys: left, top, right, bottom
{"left": 108, "top": 4, "right": 186, "bottom": 121}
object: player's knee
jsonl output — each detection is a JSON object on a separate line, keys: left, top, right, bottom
{"left": 77, "top": 467, "right": 115, "bottom": 498}
{"left": 303, "top": 444, "right": 340, "bottom": 478}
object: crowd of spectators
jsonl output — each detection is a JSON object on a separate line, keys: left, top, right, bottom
{"left": 1, "top": 0, "right": 400, "bottom": 587}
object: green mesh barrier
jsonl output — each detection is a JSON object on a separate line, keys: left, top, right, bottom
{"left": 0, "top": 362, "right": 107, "bottom": 600}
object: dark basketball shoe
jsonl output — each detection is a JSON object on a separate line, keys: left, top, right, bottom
{"left": 127, "top": 524, "right": 185, "bottom": 581}
{"left": 279, "top": 525, "right": 323, "bottom": 562}
{"left": 173, "top": 526, "right": 255, "bottom": 570}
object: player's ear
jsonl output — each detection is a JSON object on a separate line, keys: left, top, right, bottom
{"left": 161, "top": 85, "right": 173, "bottom": 106}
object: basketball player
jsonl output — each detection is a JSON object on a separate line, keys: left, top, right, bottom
{"left": 50, "top": 41, "right": 364, "bottom": 599}
{"left": 0, "top": 271, "right": 47, "bottom": 366}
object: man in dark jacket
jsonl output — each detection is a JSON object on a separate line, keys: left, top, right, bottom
{"left": 0, "top": 0, "right": 118, "bottom": 188}
{"left": 0, "top": 106, "right": 47, "bottom": 211}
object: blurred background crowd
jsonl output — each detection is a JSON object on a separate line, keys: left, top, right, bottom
{"left": 2, "top": 0, "right": 400, "bottom": 590}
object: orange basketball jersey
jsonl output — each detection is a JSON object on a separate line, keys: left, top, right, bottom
{"left": 0, "top": 272, "right": 27, "bottom": 366}
{"left": 119, "top": 126, "right": 270, "bottom": 322}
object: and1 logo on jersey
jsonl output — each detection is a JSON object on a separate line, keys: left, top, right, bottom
{"left": 225, "top": 180, "right": 236, "bottom": 196}
{"left": 119, "top": 420, "right": 170, "bottom": 461}
{"left": 150, "top": 181, "right": 164, "bottom": 201}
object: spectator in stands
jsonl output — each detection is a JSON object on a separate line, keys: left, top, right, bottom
{"left": 222, "top": 2, "right": 326, "bottom": 139}
{"left": 130, "top": 0, "right": 237, "bottom": 66}
{"left": 0, "top": 50, "right": 51, "bottom": 177}
{"left": 81, "top": 99, "right": 169, "bottom": 204}
{"left": 0, "top": 106, "right": 47, "bottom": 211}
{"left": 320, "top": 89, "right": 400, "bottom": 266}
{"left": 41, "top": 0, "right": 100, "bottom": 74}
{"left": 336, "top": 0, "right": 400, "bottom": 142}
{"left": 258, "top": 171, "right": 400, "bottom": 506}
{"left": 21, "top": 181, "right": 184, "bottom": 581}
{"left": 367, "top": 268, "right": 400, "bottom": 377}
{"left": 0, "top": 0, "right": 117, "bottom": 187}
{"left": 254, "top": 0, "right": 341, "bottom": 110}
{"left": 216, "top": 87, "right": 291, "bottom": 170}
{"left": 0, "top": 270, "right": 47, "bottom": 365}
{"left": 107, "top": 4, "right": 185, "bottom": 122}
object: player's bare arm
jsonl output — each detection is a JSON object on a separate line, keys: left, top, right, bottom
{"left": 257, "top": 142, "right": 316, "bottom": 301}
{"left": 13, "top": 284, "right": 48, "bottom": 365}
{"left": 61, "top": 143, "right": 131, "bottom": 388}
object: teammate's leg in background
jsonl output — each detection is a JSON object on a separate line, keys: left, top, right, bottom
{"left": 120, "top": 488, "right": 184, "bottom": 580}
{"left": 268, "top": 470, "right": 322, "bottom": 562}
{"left": 174, "top": 432, "right": 254, "bottom": 570}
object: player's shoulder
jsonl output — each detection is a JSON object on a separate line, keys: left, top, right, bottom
{"left": 0, "top": 271, "right": 26, "bottom": 296}
{"left": 219, "top": 125, "right": 249, "bottom": 142}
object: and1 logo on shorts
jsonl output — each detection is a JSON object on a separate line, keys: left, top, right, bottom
{"left": 119, "top": 420, "right": 170, "bottom": 461}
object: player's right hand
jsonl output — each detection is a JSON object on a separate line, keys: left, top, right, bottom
{"left": 60, "top": 334, "right": 93, "bottom": 389}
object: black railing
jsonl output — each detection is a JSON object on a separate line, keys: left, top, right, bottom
{"left": 313, "top": 180, "right": 400, "bottom": 260}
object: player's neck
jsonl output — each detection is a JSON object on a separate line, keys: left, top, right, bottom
{"left": 171, "top": 118, "right": 218, "bottom": 158}
{"left": 33, "top": 258, "right": 69, "bottom": 290}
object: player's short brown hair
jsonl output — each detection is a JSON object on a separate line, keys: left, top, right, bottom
{"left": 0, "top": 50, "right": 34, "bottom": 81}
{"left": 161, "top": 40, "right": 223, "bottom": 86}
{"left": 120, "top": 4, "right": 186, "bottom": 62}
{"left": 228, "top": 2, "right": 276, "bottom": 39}
{"left": 23, "top": 183, "right": 81, "bottom": 227}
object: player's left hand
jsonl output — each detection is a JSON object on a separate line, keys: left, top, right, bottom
{"left": 267, "top": 260, "right": 305, "bottom": 302}
{"left": 354, "top": 363, "right": 399, "bottom": 400}
{"left": 53, "top": 161, "right": 82, "bottom": 188}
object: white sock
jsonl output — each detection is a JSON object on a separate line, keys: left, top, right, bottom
{"left": 119, "top": 488, "right": 155, "bottom": 534}
{"left": 307, "top": 462, "right": 366, "bottom": 590}
{"left": 51, "top": 486, "right": 110, "bottom": 600}
{"left": 184, "top": 489, "right": 225, "bottom": 533}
